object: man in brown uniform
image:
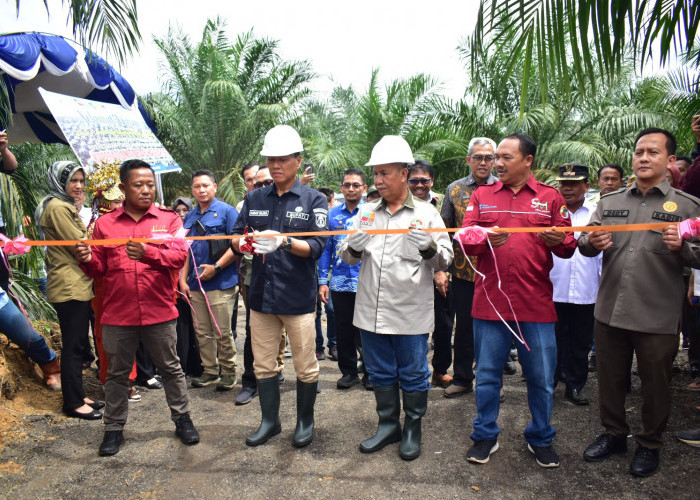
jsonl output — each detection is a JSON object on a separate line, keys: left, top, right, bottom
{"left": 579, "top": 128, "right": 700, "bottom": 477}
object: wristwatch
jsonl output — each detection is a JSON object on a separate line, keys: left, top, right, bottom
{"left": 213, "top": 263, "right": 222, "bottom": 273}
{"left": 280, "top": 237, "right": 293, "bottom": 252}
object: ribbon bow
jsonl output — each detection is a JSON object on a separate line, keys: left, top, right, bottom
{"left": 678, "top": 217, "right": 700, "bottom": 239}
{"left": 455, "top": 226, "right": 489, "bottom": 246}
{"left": 0, "top": 234, "right": 31, "bottom": 255}
{"left": 150, "top": 228, "right": 191, "bottom": 250}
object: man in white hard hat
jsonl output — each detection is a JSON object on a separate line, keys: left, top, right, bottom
{"left": 231, "top": 125, "right": 329, "bottom": 448}
{"left": 340, "top": 135, "right": 453, "bottom": 461}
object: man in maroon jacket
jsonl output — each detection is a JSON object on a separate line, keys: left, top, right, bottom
{"left": 75, "top": 160, "right": 199, "bottom": 456}
{"left": 459, "top": 133, "right": 576, "bottom": 468}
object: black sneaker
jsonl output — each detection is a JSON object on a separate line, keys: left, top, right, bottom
{"left": 315, "top": 349, "right": 326, "bottom": 361}
{"left": 175, "top": 414, "right": 200, "bottom": 445}
{"left": 337, "top": 374, "right": 360, "bottom": 389}
{"left": 328, "top": 345, "right": 338, "bottom": 361}
{"left": 467, "top": 439, "right": 499, "bottom": 464}
{"left": 528, "top": 443, "right": 560, "bottom": 468}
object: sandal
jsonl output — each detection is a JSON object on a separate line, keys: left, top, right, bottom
{"left": 128, "top": 386, "right": 141, "bottom": 402}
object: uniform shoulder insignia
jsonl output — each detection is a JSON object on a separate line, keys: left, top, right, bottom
{"left": 673, "top": 189, "right": 700, "bottom": 205}
{"left": 600, "top": 187, "right": 627, "bottom": 198}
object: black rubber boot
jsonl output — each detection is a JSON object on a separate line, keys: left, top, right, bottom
{"left": 399, "top": 389, "right": 428, "bottom": 461}
{"left": 245, "top": 376, "right": 281, "bottom": 446}
{"left": 360, "top": 383, "right": 402, "bottom": 453}
{"left": 292, "top": 379, "right": 317, "bottom": 448}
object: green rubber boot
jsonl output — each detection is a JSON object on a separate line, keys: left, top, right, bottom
{"left": 399, "top": 389, "right": 428, "bottom": 461}
{"left": 360, "top": 383, "right": 402, "bottom": 453}
{"left": 292, "top": 379, "right": 317, "bottom": 447}
{"left": 245, "top": 376, "right": 281, "bottom": 446}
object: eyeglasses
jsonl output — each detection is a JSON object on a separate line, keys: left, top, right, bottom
{"left": 253, "top": 179, "right": 274, "bottom": 189}
{"left": 408, "top": 178, "right": 432, "bottom": 186}
{"left": 470, "top": 155, "right": 494, "bottom": 163}
{"left": 341, "top": 182, "right": 363, "bottom": 189}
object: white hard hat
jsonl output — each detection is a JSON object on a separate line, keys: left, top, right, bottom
{"left": 365, "top": 135, "right": 414, "bottom": 166}
{"left": 260, "top": 125, "right": 304, "bottom": 156}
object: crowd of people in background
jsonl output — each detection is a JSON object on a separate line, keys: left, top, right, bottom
{"left": 1, "top": 117, "right": 700, "bottom": 476}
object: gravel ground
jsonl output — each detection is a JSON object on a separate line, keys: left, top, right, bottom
{"left": 1, "top": 317, "right": 699, "bottom": 499}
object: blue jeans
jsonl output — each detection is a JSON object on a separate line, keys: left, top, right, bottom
{"left": 315, "top": 294, "right": 336, "bottom": 349}
{"left": 360, "top": 330, "right": 430, "bottom": 392}
{"left": 472, "top": 319, "right": 557, "bottom": 446}
{"left": 0, "top": 296, "right": 56, "bottom": 365}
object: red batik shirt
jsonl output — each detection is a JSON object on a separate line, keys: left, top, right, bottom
{"left": 461, "top": 174, "right": 576, "bottom": 323}
{"left": 80, "top": 204, "right": 187, "bottom": 326}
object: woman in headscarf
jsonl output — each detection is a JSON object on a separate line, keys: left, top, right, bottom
{"left": 37, "top": 161, "right": 101, "bottom": 420}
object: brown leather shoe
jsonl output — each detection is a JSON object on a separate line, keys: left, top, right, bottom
{"left": 431, "top": 372, "right": 453, "bottom": 388}
{"left": 444, "top": 383, "right": 473, "bottom": 398}
{"left": 40, "top": 358, "right": 61, "bottom": 391}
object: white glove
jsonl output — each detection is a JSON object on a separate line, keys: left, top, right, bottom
{"left": 346, "top": 230, "right": 371, "bottom": 252}
{"left": 406, "top": 229, "right": 432, "bottom": 251}
{"left": 252, "top": 230, "right": 284, "bottom": 254}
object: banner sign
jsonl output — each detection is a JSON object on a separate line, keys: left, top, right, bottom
{"left": 38, "top": 88, "right": 181, "bottom": 175}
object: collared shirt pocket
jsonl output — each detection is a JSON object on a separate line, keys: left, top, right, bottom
{"left": 643, "top": 229, "right": 670, "bottom": 254}
{"left": 527, "top": 213, "right": 552, "bottom": 226}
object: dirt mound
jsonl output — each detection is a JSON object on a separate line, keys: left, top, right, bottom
{"left": 0, "top": 322, "right": 63, "bottom": 451}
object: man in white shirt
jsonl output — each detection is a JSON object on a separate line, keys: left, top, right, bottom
{"left": 549, "top": 163, "right": 602, "bottom": 405}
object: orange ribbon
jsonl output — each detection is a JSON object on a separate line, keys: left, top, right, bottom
{"left": 0, "top": 222, "right": 675, "bottom": 248}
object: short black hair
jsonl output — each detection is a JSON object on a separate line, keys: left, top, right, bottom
{"left": 634, "top": 128, "right": 677, "bottom": 156}
{"left": 597, "top": 163, "right": 623, "bottom": 179}
{"left": 191, "top": 169, "right": 216, "bottom": 184}
{"left": 342, "top": 168, "right": 366, "bottom": 185}
{"left": 318, "top": 187, "right": 334, "bottom": 204}
{"left": 504, "top": 133, "right": 537, "bottom": 159}
{"left": 677, "top": 155, "right": 692, "bottom": 165}
{"left": 409, "top": 159, "right": 434, "bottom": 179}
{"left": 120, "top": 159, "right": 154, "bottom": 184}
{"left": 241, "top": 162, "right": 260, "bottom": 179}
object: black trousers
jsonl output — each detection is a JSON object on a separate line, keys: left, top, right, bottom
{"left": 554, "top": 302, "right": 595, "bottom": 391}
{"left": 241, "top": 285, "right": 256, "bottom": 389}
{"left": 331, "top": 290, "right": 363, "bottom": 378}
{"left": 52, "top": 300, "right": 91, "bottom": 411}
{"left": 452, "top": 278, "right": 475, "bottom": 387}
{"left": 431, "top": 283, "right": 454, "bottom": 374}
{"left": 176, "top": 297, "right": 202, "bottom": 377}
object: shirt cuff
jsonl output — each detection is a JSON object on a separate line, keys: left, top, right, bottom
{"left": 419, "top": 240, "right": 438, "bottom": 260}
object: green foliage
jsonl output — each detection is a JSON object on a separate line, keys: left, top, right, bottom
{"left": 147, "top": 19, "right": 315, "bottom": 206}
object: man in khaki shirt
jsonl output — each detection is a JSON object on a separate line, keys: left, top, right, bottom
{"left": 579, "top": 128, "right": 700, "bottom": 477}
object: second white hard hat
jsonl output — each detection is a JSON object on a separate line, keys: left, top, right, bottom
{"left": 365, "top": 135, "right": 414, "bottom": 166}
{"left": 260, "top": 125, "right": 304, "bottom": 157}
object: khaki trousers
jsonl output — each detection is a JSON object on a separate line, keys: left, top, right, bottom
{"left": 191, "top": 287, "right": 237, "bottom": 376}
{"left": 103, "top": 320, "right": 189, "bottom": 430}
{"left": 250, "top": 310, "right": 318, "bottom": 382}
{"left": 596, "top": 321, "right": 678, "bottom": 449}
{"left": 241, "top": 285, "right": 286, "bottom": 370}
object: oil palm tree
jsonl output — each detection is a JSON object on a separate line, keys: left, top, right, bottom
{"left": 147, "top": 19, "right": 314, "bottom": 205}
{"left": 464, "top": 1, "right": 698, "bottom": 114}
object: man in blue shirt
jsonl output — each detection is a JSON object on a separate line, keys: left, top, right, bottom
{"left": 232, "top": 125, "right": 328, "bottom": 448}
{"left": 181, "top": 170, "right": 239, "bottom": 391}
{"left": 319, "top": 168, "right": 368, "bottom": 390}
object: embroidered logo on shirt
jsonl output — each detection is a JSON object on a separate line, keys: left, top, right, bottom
{"left": 409, "top": 219, "right": 424, "bottom": 229}
{"left": 652, "top": 211, "right": 682, "bottom": 223}
{"left": 479, "top": 204, "right": 497, "bottom": 210}
{"left": 559, "top": 206, "right": 569, "bottom": 219}
{"left": 360, "top": 211, "right": 375, "bottom": 227}
{"left": 286, "top": 211, "right": 309, "bottom": 220}
{"left": 466, "top": 206, "right": 474, "bottom": 211}
{"left": 250, "top": 210, "right": 269, "bottom": 217}
{"left": 151, "top": 225, "right": 167, "bottom": 233}
{"left": 315, "top": 213, "right": 328, "bottom": 227}
{"left": 531, "top": 198, "right": 549, "bottom": 212}
{"left": 663, "top": 201, "right": 678, "bottom": 212}
{"left": 603, "top": 210, "right": 629, "bottom": 217}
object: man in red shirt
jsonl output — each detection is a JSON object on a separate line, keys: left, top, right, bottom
{"left": 75, "top": 160, "right": 199, "bottom": 456}
{"left": 459, "top": 133, "right": 576, "bottom": 468}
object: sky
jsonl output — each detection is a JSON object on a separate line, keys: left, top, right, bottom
{"left": 1, "top": 0, "right": 480, "bottom": 100}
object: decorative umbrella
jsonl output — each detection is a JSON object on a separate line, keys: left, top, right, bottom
{"left": 0, "top": 31, "right": 154, "bottom": 144}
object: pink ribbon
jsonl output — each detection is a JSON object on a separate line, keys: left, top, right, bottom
{"left": 188, "top": 248, "right": 223, "bottom": 340}
{"left": 150, "top": 227, "right": 191, "bottom": 250}
{"left": 455, "top": 227, "right": 530, "bottom": 351}
{"left": 0, "top": 234, "right": 31, "bottom": 255}
{"left": 678, "top": 218, "right": 700, "bottom": 239}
